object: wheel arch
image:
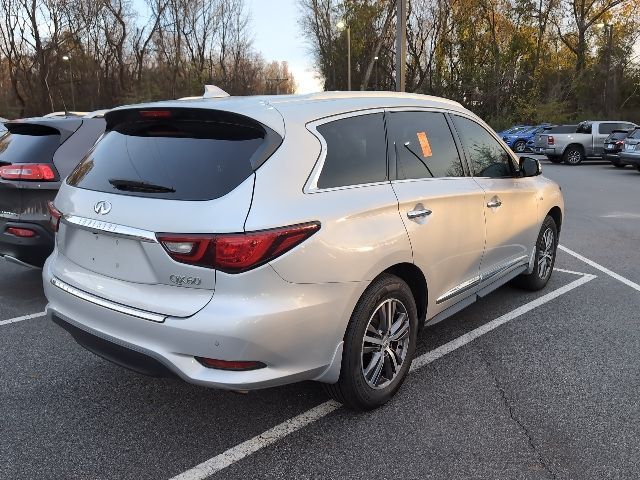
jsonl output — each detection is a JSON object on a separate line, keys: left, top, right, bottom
{"left": 382, "top": 262, "right": 428, "bottom": 324}
{"left": 565, "top": 143, "right": 585, "bottom": 155}
{"left": 547, "top": 206, "right": 562, "bottom": 233}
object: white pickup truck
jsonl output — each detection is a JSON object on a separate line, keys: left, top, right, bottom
{"left": 533, "top": 120, "right": 637, "bottom": 165}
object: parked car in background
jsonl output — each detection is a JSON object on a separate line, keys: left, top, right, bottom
{"left": 532, "top": 125, "right": 578, "bottom": 161}
{"left": 533, "top": 120, "right": 637, "bottom": 165}
{"left": 0, "top": 112, "right": 105, "bottom": 267}
{"left": 603, "top": 129, "right": 634, "bottom": 168}
{"left": 502, "top": 124, "right": 551, "bottom": 153}
{"left": 497, "top": 125, "right": 529, "bottom": 137}
{"left": 619, "top": 127, "right": 640, "bottom": 172}
{"left": 0, "top": 117, "right": 8, "bottom": 134}
{"left": 44, "top": 91, "right": 563, "bottom": 410}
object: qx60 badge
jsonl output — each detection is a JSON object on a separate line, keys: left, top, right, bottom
{"left": 94, "top": 200, "right": 112, "bottom": 215}
{"left": 170, "top": 275, "right": 202, "bottom": 286}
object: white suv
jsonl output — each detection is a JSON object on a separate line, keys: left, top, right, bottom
{"left": 44, "top": 92, "right": 563, "bottom": 410}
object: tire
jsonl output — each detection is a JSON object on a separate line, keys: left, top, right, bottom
{"left": 611, "top": 160, "right": 625, "bottom": 168}
{"left": 548, "top": 156, "right": 562, "bottom": 164}
{"left": 513, "top": 216, "right": 558, "bottom": 291}
{"left": 323, "top": 273, "right": 419, "bottom": 411}
{"left": 513, "top": 140, "right": 526, "bottom": 153}
{"left": 563, "top": 146, "right": 584, "bottom": 165}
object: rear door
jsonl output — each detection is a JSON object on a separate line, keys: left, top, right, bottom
{"left": 450, "top": 114, "right": 539, "bottom": 283}
{"left": 386, "top": 110, "right": 486, "bottom": 312}
{"left": 53, "top": 106, "right": 282, "bottom": 317}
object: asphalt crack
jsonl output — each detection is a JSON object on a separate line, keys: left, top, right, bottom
{"left": 477, "top": 347, "right": 558, "bottom": 480}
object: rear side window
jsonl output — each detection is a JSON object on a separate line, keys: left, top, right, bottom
{"left": 607, "top": 131, "right": 629, "bottom": 141}
{"left": 628, "top": 129, "right": 640, "bottom": 139}
{"left": 599, "top": 123, "right": 620, "bottom": 135}
{"left": 316, "top": 113, "right": 387, "bottom": 189}
{"left": 387, "top": 111, "right": 465, "bottom": 179}
{"left": 547, "top": 125, "right": 577, "bottom": 134}
{"left": 0, "top": 125, "right": 60, "bottom": 165}
{"left": 452, "top": 115, "right": 514, "bottom": 178}
{"left": 576, "top": 122, "right": 592, "bottom": 134}
{"left": 67, "top": 109, "right": 275, "bottom": 201}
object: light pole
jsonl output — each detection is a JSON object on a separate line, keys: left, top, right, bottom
{"left": 596, "top": 23, "right": 613, "bottom": 117}
{"left": 395, "top": 0, "right": 407, "bottom": 92}
{"left": 62, "top": 55, "right": 76, "bottom": 111}
{"left": 337, "top": 20, "right": 351, "bottom": 91}
{"left": 374, "top": 56, "right": 379, "bottom": 90}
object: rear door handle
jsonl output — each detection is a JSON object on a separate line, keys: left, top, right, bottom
{"left": 486, "top": 198, "right": 502, "bottom": 208}
{"left": 407, "top": 208, "right": 432, "bottom": 219}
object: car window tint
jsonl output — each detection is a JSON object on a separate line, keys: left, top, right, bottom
{"left": 451, "top": 115, "right": 514, "bottom": 178}
{"left": 628, "top": 129, "right": 640, "bottom": 139}
{"left": 599, "top": 123, "right": 619, "bottom": 135}
{"left": 316, "top": 113, "right": 387, "bottom": 188}
{"left": 0, "top": 128, "right": 60, "bottom": 164}
{"left": 67, "top": 112, "right": 267, "bottom": 201}
{"left": 387, "top": 111, "right": 464, "bottom": 179}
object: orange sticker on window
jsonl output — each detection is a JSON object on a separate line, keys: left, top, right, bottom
{"left": 417, "top": 131, "right": 432, "bottom": 158}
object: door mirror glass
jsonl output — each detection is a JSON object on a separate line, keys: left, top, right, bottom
{"left": 520, "top": 157, "right": 542, "bottom": 177}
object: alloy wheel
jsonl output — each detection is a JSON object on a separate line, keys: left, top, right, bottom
{"left": 567, "top": 150, "right": 581, "bottom": 164}
{"left": 361, "top": 298, "right": 410, "bottom": 389}
{"left": 537, "top": 227, "right": 555, "bottom": 279}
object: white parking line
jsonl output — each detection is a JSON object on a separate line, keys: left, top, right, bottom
{"left": 559, "top": 245, "right": 640, "bottom": 293}
{"left": 0, "top": 311, "right": 46, "bottom": 327}
{"left": 170, "top": 270, "right": 596, "bottom": 480}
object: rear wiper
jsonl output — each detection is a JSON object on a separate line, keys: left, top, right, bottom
{"left": 108, "top": 178, "right": 175, "bottom": 193}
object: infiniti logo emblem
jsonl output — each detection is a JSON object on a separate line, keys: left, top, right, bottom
{"left": 94, "top": 201, "right": 112, "bottom": 215}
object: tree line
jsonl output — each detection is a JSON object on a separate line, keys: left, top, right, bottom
{"left": 0, "top": 0, "right": 296, "bottom": 118}
{"left": 300, "top": 0, "right": 640, "bottom": 127}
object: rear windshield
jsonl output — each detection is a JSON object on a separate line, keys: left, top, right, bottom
{"left": 546, "top": 125, "right": 577, "bottom": 134}
{"left": 628, "top": 129, "right": 640, "bottom": 140}
{"left": 67, "top": 109, "right": 275, "bottom": 201}
{"left": 0, "top": 125, "right": 60, "bottom": 165}
{"left": 607, "top": 131, "right": 629, "bottom": 141}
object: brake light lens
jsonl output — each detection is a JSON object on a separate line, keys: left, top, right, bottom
{"left": 48, "top": 201, "right": 62, "bottom": 232}
{"left": 547, "top": 136, "right": 555, "bottom": 146}
{"left": 157, "top": 222, "right": 320, "bottom": 273}
{"left": 196, "top": 357, "right": 266, "bottom": 371}
{"left": 615, "top": 140, "right": 624, "bottom": 146}
{"left": 6, "top": 227, "right": 36, "bottom": 238}
{"left": 0, "top": 163, "right": 56, "bottom": 181}
{"left": 139, "top": 110, "right": 172, "bottom": 119}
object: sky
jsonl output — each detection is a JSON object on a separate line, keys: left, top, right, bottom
{"left": 245, "top": 0, "right": 323, "bottom": 93}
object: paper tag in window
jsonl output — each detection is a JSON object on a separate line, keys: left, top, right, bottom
{"left": 416, "top": 131, "right": 432, "bottom": 158}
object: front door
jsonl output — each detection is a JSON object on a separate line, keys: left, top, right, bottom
{"left": 450, "top": 114, "right": 539, "bottom": 282}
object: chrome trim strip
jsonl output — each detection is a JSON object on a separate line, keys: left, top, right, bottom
{"left": 62, "top": 215, "right": 158, "bottom": 243}
{"left": 436, "top": 275, "right": 482, "bottom": 304}
{"left": 50, "top": 276, "right": 166, "bottom": 323}
{"left": 480, "top": 255, "right": 529, "bottom": 282}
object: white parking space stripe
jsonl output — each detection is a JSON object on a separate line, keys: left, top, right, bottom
{"left": 171, "top": 271, "right": 596, "bottom": 480}
{"left": 0, "top": 311, "right": 46, "bottom": 327}
{"left": 554, "top": 267, "right": 592, "bottom": 276}
{"left": 559, "top": 245, "right": 640, "bottom": 293}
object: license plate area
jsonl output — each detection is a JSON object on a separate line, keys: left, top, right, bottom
{"left": 63, "top": 227, "right": 158, "bottom": 283}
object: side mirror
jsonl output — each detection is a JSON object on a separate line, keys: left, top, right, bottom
{"left": 520, "top": 157, "right": 542, "bottom": 177}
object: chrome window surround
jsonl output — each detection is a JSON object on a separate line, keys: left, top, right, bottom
{"left": 62, "top": 215, "right": 158, "bottom": 243}
{"left": 50, "top": 276, "right": 167, "bottom": 323}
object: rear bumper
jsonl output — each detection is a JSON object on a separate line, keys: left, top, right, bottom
{"left": 603, "top": 152, "right": 622, "bottom": 162}
{"left": 534, "top": 147, "right": 556, "bottom": 156}
{"left": 620, "top": 152, "right": 640, "bottom": 166}
{"left": 44, "top": 252, "right": 364, "bottom": 390}
{"left": 0, "top": 220, "right": 54, "bottom": 267}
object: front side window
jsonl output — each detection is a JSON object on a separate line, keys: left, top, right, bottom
{"left": 386, "top": 111, "right": 465, "bottom": 179}
{"left": 451, "top": 115, "right": 514, "bottom": 178}
{"left": 316, "top": 113, "right": 387, "bottom": 189}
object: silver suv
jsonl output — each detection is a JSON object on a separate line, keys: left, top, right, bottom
{"left": 44, "top": 92, "right": 564, "bottom": 410}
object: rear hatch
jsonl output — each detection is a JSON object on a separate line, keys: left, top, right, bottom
{"left": 0, "top": 121, "right": 80, "bottom": 225}
{"left": 51, "top": 105, "right": 283, "bottom": 318}
{"left": 623, "top": 128, "right": 640, "bottom": 152}
{"left": 604, "top": 130, "right": 630, "bottom": 153}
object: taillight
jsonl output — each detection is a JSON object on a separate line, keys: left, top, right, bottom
{"left": 615, "top": 141, "right": 624, "bottom": 146}
{"left": 5, "top": 227, "right": 36, "bottom": 238}
{"left": 196, "top": 357, "right": 266, "bottom": 371}
{"left": 0, "top": 163, "right": 56, "bottom": 181}
{"left": 139, "top": 110, "right": 172, "bottom": 119}
{"left": 547, "top": 136, "right": 555, "bottom": 146}
{"left": 48, "top": 201, "right": 62, "bottom": 232}
{"left": 157, "top": 222, "right": 320, "bottom": 273}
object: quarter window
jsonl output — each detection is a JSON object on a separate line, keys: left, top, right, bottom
{"left": 387, "top": 111, "right": 465, "bottom": 179}
{"left": 316, "top": 113, "right": 387, "bottom": 189}
{"left": 452, "top": 115, "right": 514, "bottom": 178}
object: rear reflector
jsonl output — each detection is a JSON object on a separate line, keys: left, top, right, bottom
{"left": 0, "top": 163, "right": 56, "bottom": 181}
{"left": 196, "top": 357, "right": 266, "bottom": 371}
{"left": 6, "top": 227, "right": 36, "bottom": 238}
{"left": 157, "top": 222, "right": 320, "bottom": 273}
{"left": 48, "top": 201, "right": 62, "bottom": 232}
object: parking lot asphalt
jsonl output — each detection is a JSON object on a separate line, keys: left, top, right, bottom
{"left": 1, "top": 159, "right": 639, "bottom": 480}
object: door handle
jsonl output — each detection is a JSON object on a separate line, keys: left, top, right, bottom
{"left": 407, "top": 208, "right": 432, "bottom": 219}
{"left": 486, "top": 198, "right": 502, "bottom": 208}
